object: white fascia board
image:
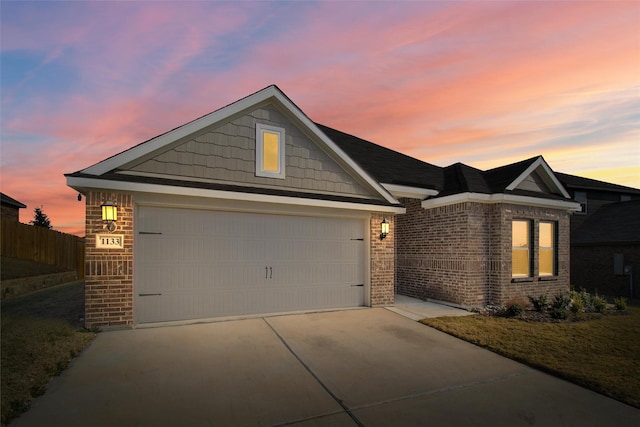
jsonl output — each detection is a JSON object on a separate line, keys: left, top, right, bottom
{"left": 381, "top": 183, "right": 439, "bottom": 199}
{"left": 506, "top": 157, "right": 571, "bottom": 198}
{"left": 67, "top": 175, "right": 406, "bottom": 214}
{"left": 421, "top": 192, "right": 582, "bottom": 212}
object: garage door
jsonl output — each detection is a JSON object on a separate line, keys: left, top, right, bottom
{"left": 135, "top": 206, "right": 366, "bottom": 323}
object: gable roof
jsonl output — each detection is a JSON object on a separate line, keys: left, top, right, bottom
{"left": 0, "top": 193, "right": 26, "bottom": 209}
{"left": 555, "top": 172, "right": 640, "bottom": 195}
{"left": 572, "top": 200, "right": 640, "bottom": 245}
{"left": 68, "top": 85, "right": 399, "bottom": 207}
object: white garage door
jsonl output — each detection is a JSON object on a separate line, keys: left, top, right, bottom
{"left": 135, "top": 206, "right": 366, "bottom": 323}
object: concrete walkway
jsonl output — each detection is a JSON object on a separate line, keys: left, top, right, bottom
{"left": 11, "top": 308, "right": 639, "bottom": 426}
{"left": 387, "top": 294, "right": 474, "bottom": 321}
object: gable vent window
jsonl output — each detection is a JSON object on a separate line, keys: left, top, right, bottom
{"left": 256, "top": 123, "right": 285, "bottom": 179}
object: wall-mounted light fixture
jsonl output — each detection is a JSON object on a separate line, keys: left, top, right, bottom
{"left": 380, "top": 217, "right": 390, "bottom": 240}
{"left": 101, "top": 201, "right": 117, "bottom": 232}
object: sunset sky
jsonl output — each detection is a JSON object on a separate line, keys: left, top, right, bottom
{"left": 1, "top": 1, "right": 639, "bottom": 236}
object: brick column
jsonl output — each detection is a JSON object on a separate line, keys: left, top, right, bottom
{"left": 370, "top": 213, "right": 394, "bottom": 306}
{"left": 84, "top": 191, "right": 134, "bottom": 328}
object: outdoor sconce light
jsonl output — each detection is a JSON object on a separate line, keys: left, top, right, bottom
{"left": 380, "top": 217, "right": 390, "bottom": 240}
{"left": 101, "top": 201, "right": 117, "bottom": 232}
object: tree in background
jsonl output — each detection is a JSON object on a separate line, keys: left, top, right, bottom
{"left": 30, "top": 207, "right": 52, "bottom": 229}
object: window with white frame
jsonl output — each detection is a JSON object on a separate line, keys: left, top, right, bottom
{"left": 512, "top": 220, "right": 531, "bottom": 278}
{"left": 255, "top": 123, "right": 285, "bottom": 179}
{"left": 539, "top": 222, "right": 556, "bottom": 276}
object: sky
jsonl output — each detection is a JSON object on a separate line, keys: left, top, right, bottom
{"left": 1, "top": 0, "right": 639, "bottom": 236}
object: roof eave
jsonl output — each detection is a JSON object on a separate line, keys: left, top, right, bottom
{"left": 66, "top": 174, "right": 405, "bottom": 214}
{"left": 421, "top": 192, "right": 581, "bottom": 212}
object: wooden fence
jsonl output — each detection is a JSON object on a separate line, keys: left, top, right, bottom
{"left": 1, "top": 219, "right": 85, "bottom": 278}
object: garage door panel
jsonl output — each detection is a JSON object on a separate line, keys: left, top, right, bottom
{"left": 136, "top": 206, "right": 365, "bottom": 323}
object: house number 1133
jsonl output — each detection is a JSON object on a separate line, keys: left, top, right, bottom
{"left": 96, "top": 234, "right": 124, "bottom": 249}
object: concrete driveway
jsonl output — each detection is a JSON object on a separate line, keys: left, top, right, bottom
{"left": 11, "top": 308, "right": 638, "bottom": 426}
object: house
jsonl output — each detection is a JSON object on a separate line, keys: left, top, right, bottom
{"left": 570, "top": 200, "right": 640, "bottom": 298}
{"left": 66, "top": 85, "right": 580, "bottom": 328}
{"left": 555, "top": 173, "right": 640, "bottom": 232}
{"left": 1, "top": 193, "right": 26, "bottom": 222}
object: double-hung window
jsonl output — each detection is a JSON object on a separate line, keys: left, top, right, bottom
{"left": 512, "top": 220, "right": 531, "bottom": 278}
{"left": 539, "top": 222, "right": 556, "bottom": 276}
{"left": 256, "top": 124, "right": 285, "bottom": 179}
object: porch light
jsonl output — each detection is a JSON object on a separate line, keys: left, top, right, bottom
{"left": 380, "top": 217, "right": 390, "bottom": 240}
{"left": 101, "top": 201, "right": 117, "bottom": 232}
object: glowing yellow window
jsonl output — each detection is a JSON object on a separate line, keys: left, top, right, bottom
{"left": 256, "top": 124, "right": 285, "bottom": 179}
{"left": 262, "top": 131, "right": 279, "bottom": 172}
{"left": 539, "top": 222, "right": 556, "bottom": 276}
{"left": 512, "top": 220, "right": 531, "bottom": 277}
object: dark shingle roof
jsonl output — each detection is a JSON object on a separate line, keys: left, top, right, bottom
{"left": 437, "top": 156, "right": 548, "bottom": 197}
{"left": 555, "top": 172, "right": 640, "bottom": 194}
{"left": 0, "top": 193, "right": 26, "bottom": 209}
{"left": 316, "top": 126, "right": 570, "bottom": 202}
{"left": 316, "top": 123, "right": 443, "bottom": 190}
{"left": 439, "top": 163, "right": 490, "bottom": 196}
{"left": 572, "top": 200, "right": 640, "bottom": 245}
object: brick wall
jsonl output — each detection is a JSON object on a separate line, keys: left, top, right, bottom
{"left": 370, "top": 213, "right": 394, "bottom": 306}
{"left": 85, "top": 191, "right": 134, "bottom": 328}
{"left": 396, "top": 198, "right": 571, "bottom": 307}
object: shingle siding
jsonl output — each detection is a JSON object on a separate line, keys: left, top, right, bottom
{"left": 127, "top": 105, "right": 374, "bottom": 199}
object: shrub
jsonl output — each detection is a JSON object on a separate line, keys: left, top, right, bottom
{"left": 570, "top": 295, "right": 584, "bottom": 315}
{"left": 504, "top": 296, "right": 529, "bottom": 318}
{"left": 528, "top": 294, "right": 549, "bottom": 312}
{"left": 551, "top": 294, "right": 571, "bottom": 319}
{"left": 614, "top": 297, "right": 628, "bottom": 311}
{"left": 505, "top": 303, "right": 525, "bottom": 318}
{"left": 592, "top": 295, "right": 608, "bottom": 313}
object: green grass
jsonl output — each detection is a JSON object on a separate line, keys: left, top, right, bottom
{"left": 1, "top": 281, "right": 95, "bottom": 425}
{"left": 422, "top": 307, "right": 640, "bottom": 408}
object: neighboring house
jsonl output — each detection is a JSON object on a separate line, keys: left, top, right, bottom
{"left": 1, "top": 193, "right": 26, "bottom": 222}
{"left": 555, "top": 173, "right": 640, "bottom": 232}
{"left": 570, "top": 200, "right": 640, "bottom": 298}
{"left": 66, "top": 85, "right": 580, "bottom": 328}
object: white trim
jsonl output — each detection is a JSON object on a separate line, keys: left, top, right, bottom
{"left": 255, "top": 123, "right": 285, "bottom": 179}
{"left": 79, "top": 85, "right": 398, "bottom": 205}
{"left": 67, "top": 175, "right": 406, "bottom": 214}
{"left": 381, "top": 183, "right": 439, "bottom": 199}
{"left": 506, "top": 157, "right": 571, "bottom": 198}
{"left": 421, "top": 192, "right": 581, "bottom": 211}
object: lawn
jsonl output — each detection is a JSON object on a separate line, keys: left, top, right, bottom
{"left": 422, "top": 305, "right": 640, "bottom": 408}
{"left": 1, "top": 281, "right": 95, "bottom": 425}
